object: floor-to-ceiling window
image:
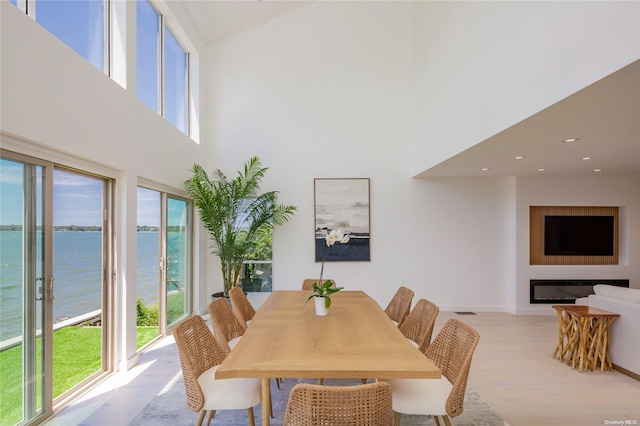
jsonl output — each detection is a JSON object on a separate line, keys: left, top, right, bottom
{"left": 136, "top": 187, "right": 161, "bottom": 348}
{"left": 136, "top": 186, "right": 190, "bottom": 348}
{"left": 0, "top": 151, "right": 113, "bottom": 426}
{"left": 51, "top": 168, "right": 112, "bottom": 401}
{"left": 165, "top": 196, "right": 189, "bottom": 327}
{"left": 0, "top": 153, "right": 50, "bottom": 426}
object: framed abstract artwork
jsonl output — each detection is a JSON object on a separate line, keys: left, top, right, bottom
{"left": 314, "top": 178, "right": 370, "bottom": 262}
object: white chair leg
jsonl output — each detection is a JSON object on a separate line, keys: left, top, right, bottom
{"left": 247, "top": 407, "right": 255, "bottom": 426}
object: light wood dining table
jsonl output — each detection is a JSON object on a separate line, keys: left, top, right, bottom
{"left": 216, "top": 290, "right": 441, "bottom": 426}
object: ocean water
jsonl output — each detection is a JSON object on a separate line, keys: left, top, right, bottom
{"left": 0, "top": 231, "right": 161, "bottom": 342}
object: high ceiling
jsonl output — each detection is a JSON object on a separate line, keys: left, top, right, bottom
{"left": 182, "top": 0, "right": 309, "bottom": 44}
{"left": 181, "top": 1, "right": 640, "bottom": 179}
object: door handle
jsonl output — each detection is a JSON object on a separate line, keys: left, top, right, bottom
{"left": 48, "top": 276, "right": 55, "bottom": 302}
{"left": 36, "top": 277, "right": 44, "bottom": 301}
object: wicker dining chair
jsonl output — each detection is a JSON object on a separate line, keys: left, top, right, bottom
{"left": 173, "top": 315, "right": 261, "bottom": 426}
{"left": 283, "top": 382, "right": 393, "bottom": 426}
{"left": 384, "top": 286, "right": 414, "bottom": 327}
{"left": 208, "top": 297, "right": 247, "bottom": 350}
{"left": 229, "top": 286, "right": 256, "bottom": 328}
{"left": 398, "top": 298, "right": 439, "bottom": 353}
{"left": 301, "top": 278, "right": 336, "bottom": 290}
{"left": 388, "top": 318, "right": 480, "bottom": 426}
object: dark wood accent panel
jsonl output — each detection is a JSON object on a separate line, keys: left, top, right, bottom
{"left": 530, "top": 206, "right": 618, "bottom": 265}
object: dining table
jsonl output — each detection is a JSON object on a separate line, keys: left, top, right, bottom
{"left": 216, "top": 290, "right": 441, "bottom": 426}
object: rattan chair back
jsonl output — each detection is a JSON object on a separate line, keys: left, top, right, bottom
{"left": 384, "top": 286, "right": 414, "bottom": 327}
{"left": 283, "top": 382, "right": 393, "bottom": 426}
{"left": 424, "top": 318, "right": 480, "bottom": 418}
{"left": 229, "top": 286, "right": 256, "bottom": 327}
{"left": 398, "top": 298, "right": 439, "bottom": 352}
{"left": 173, "top": 315, "right": 227, "bottom": 413}
{"left": 301, "top": 278, "right": 336, "bottom": 290}
{"left": 208, "top": 297, "right": 246, "bottom": 346}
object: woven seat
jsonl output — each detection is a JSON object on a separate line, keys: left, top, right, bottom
{"left": 384, "top": 286, "right": 414, "bottom": 327}
{"left": 173, "top": 315, "right": 261, "bottom": 426}
{"left": 398, "top": 298, "right": 439, "bottom": 353}
{"left": 229, "top": 286, "right": 256, "bottom": 328}
{"left": 283, "top": 382, "right": 393, "bottom": 426}
{"left": 208, "top": 298, "right": 246, "bottom": 350}
{"left": 388, "top": 318, "right": 480, "bottom": 426}
{"left": 301, "top": 278, "right": 336, "bottom": 291}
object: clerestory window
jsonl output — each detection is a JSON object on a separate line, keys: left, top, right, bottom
{"left": 136, "top": 0, "right": 189, "bottom": 135}
{"left": 8, "top": 0, "right": 193, "bottom": 138}
{"left": 9, "top": 0, "right": 108, "bottom": 74}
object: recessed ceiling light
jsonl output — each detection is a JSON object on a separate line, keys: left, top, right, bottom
{"left": 581, "top": 156, "right": 593, "bottom": 160}
{"left": 594, "top": 169, "right": 602, "bottom": 172}
{"left": 515, "top": 156, "right": 525, "bottom": 160}
{"left": 562, "top": 138, "right": 579, "bottom": 143}
{"left": 481, "top": 168, "right": 490, "bottom": 171}
{"left": 537, "top": 168, "right": 545, "bottom": 172}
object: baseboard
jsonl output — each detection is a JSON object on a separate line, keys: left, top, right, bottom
{"left": 612, "top": 364, "right": 640, "bottom": 381}
{"left": 438, "top": 305, "right": 510, "bottom": 313}
{"left": 119, "top": 352, "right": 140, "bottom": 372}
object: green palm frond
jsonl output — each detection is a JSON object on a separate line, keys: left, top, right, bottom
{"left": 185, "top": 157, "right": 296, "bottom": 295}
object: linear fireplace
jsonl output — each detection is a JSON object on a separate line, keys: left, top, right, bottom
{"left": 530, "top": 279, "right": 629, "bottom": 304}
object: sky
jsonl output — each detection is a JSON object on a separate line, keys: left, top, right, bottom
{"left": 1, "top": 159, "right": 160, "bottom": 226}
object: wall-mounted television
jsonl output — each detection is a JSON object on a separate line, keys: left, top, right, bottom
{"left": 544, "top": 215, "right": 615, "bottom": 256}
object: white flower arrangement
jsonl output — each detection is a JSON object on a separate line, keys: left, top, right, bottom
{"left": 304, "top": 229, "right": 349, "bottom": 309}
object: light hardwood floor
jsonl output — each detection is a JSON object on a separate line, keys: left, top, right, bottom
{"left": 45, "top": 306, "right": 640, "bottom": 426}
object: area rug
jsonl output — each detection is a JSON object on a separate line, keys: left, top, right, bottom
{"left": 129, "top": 376, "right": 508, "bottom": 425}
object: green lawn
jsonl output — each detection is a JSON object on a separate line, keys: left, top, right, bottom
{"left": 0, "top": 326, "right": 159, "bottom": 426}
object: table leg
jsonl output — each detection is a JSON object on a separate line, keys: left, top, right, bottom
{"left": 565, "top": 314, "right": 579, "bottom": 365}
{"left": 601, "top": 317, "right": 617, "bottom": 371}
{"left": 576, "top": 317, "right": 590, "bottom": 372}
{"left": 261, "top": 378, "right": 271, "bottom": 426}
{"left": 552, "top": 310, "right": 564, "bottom": 360}
{"left": 588, "top": 317, "right": 604, "bottom": 371}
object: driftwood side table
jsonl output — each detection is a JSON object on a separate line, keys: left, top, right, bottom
{"left": 552, "top": 305, "right": 619, "bottom": 372}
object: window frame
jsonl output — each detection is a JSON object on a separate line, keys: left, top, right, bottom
{"left": 25, "top": 0, "right": 111, "bottom": 76}
{"left": 137, "top": 0, "right": 190, "bottom": 136}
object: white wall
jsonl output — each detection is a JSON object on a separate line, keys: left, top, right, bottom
{"left": 207, "top": 1, "right": 639, "bottom": 313}
{"left": 207, "top": 1, "right": 514, "bottom": 311}
{"left": 412, "top": 1, "right": 640, "bottom": 176}
{"left": 0, "top": 1, "right": 208, "bottom": 369}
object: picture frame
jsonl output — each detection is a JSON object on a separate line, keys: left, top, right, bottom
{"left": 314, "top": 178, "right": 370, "bottom": 262}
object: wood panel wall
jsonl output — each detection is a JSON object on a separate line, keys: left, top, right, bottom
{"left": 530, "top": 206, "right": 618, "bottom": 265}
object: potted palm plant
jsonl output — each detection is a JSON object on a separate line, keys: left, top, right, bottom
{"left": 185, "top": 157, "right": 296, "bottom": 296}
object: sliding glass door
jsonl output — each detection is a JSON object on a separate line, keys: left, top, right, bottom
{"left": 164, "top": 197, "right": 189, "bottom": 328}
{"left": 51, "top": 168, "right": 111, "bottom": 400}
{"left": 136, "top": 187, "right": 190, "bottom": 347}
{"left": 0, "top": 151, "right": 113, "bottom": 426}
{"left": 0, "top": 153, "right": 51, "bottom": 425}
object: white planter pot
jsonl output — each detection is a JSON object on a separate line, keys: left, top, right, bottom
{"left": 314, "top": 296, "right": 328, "bottom": 316}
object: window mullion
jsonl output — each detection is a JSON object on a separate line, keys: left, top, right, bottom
{"left": 26, "top": 0, "right": 34, "bottom": 18}
{"left": 185, "top": 52, "right": 190, "bottom": 136}
{"left": 159, "top": 14, "right": 165, "bottom": 119}
{"left": 105, "top": 0, "right": 111, "bottom": 77}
